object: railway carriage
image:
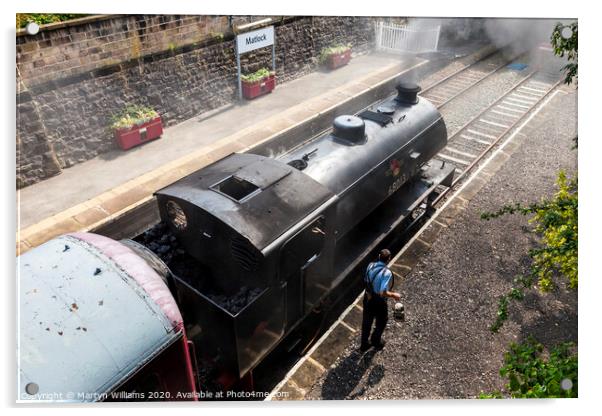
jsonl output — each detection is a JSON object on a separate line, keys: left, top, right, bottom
{"left": 18, "top": 233, "right": 197, "bottom": 402}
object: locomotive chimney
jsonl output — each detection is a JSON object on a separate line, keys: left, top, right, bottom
{"left": 396, "top": 81, "right": 421, "bottom": 105}
{"left": 332, "top": 115, "right": 366, "bottom": 144}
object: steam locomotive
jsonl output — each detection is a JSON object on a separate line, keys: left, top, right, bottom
{"left": 18, "top": 81, "right": 454, "bottom": 401}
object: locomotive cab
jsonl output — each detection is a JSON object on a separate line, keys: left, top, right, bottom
{"left": 156, "top": 153, "right": 338, "bottom": 379}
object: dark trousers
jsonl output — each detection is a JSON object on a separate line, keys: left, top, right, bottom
{"left": 361, "top": 293, "right": 388, "bottom": 347}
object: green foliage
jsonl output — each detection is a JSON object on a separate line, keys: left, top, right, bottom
{"left": 489, "top": 286, "right": 526, "bottom": 332}
{"left": 240, "top": 68, "right": 273, "bottom": 83}
{"left": 318, "top": 43, "right": 352, "bottom": 64}
{"left": 478, "top": 391, "right": 502, "bottom": 399}
{"left": 481, "top": 171, "right": 577, "bottom": 332}
{"left": 481, "top": 338, "right": 577, "bottom": 398}
{"left": 111, "top": 104, "right": 159, "bottom": 130}
{"left": 551, "top": 22, "right": 578, "bottom": 85}
{"left": 16, "top": 14, "right": 88, "bottom": 29}
{"left": 210, "top": 31, "right": 225, "bottom": 42}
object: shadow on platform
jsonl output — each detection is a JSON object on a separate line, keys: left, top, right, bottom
{"left": 320, "top": 348, "right": 385, "bottom": 400}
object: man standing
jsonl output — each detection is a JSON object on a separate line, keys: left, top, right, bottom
{"left": 360, "top": 249, "right": 401, "bottom": 352}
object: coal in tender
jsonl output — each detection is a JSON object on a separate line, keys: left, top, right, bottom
{"left": 206, "top": 286, "right": 264, "bottom": 315}
{"left": 135, "top": 222, "right": 182, "bottom": 265}
{"left": 135, "top": 222, "right": 264, "bottom": 315}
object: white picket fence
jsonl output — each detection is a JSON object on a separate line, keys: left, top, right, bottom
{"left": 374, "top": 21, "right": 441, "bottom": 54}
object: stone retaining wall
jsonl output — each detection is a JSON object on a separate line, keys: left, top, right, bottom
{"left": 16, "top": 15, "right": 376, "bottom": 188}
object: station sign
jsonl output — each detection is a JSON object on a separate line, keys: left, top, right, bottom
{"left": 234, "top": 25, "right": 276, "bottom": 101}
{"left": 236, "top": 26, "right": 275, "bottom": 54}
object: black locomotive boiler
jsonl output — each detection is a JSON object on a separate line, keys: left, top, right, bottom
{"left": 154, "top": 81, "right": 455, "bottom": 384}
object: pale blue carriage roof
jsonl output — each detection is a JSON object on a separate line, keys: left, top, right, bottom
{"left": 18, "top": 234, "right": 181, "bottom": 402}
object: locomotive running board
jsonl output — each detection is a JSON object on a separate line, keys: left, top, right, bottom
{"left": 331, "top": 158, "right": 454, "bottom": 290}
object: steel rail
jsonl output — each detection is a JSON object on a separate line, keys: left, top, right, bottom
{"left": 419, "top": 48, "right": 502, "bottom": 94}
{"left": 432, "top": 75, "right": 563, "bottom": 206}
{"left": 428, "top": 58, "right": 520, "bottom": 108}
{"left": 420, "top": 48, "right": 523, "bottom": 108}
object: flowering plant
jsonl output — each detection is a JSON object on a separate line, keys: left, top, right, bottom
{"left": 111, "top": 105, "right": 159, "bottom": 130}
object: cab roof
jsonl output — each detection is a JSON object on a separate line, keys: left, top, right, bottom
{"left": 156, "top": 153, "right": 335, "bottom": 251}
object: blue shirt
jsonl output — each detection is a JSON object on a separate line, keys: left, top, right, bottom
{"left": 365, "top": 261, "right": 393, "bottom": 296}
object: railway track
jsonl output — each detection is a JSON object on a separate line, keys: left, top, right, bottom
{"left": 265, "top": 67, "right": 565, "bottom": 399}
{"left": 433, "top": 71, "right": 563, "bottom": 205}
{"left": 419, "top": 49, "right": 519, "bottom": 108}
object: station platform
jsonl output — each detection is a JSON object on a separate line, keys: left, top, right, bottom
{"left": 16, "top": 44, "right": 493, "bottom": 254}
{"left": 269, "top": 83, "right": 577, "bottom": 400}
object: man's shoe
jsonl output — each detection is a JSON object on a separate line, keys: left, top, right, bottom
{"left": 359, "top": 343, "right": 371, "bottom": 352}
{"left": 371, "top": 340, "right": 386, "bottom": 351}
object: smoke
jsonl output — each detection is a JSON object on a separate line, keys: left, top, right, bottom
{"left": 483, "top": 18, "right": 577, "bottom": 72}
{"left": 484, "top": 19, "right": 554, "bottom": 53}
{"left": 405, "top": 17, "right": 443, "bottom": 30}
{"left": 434, "top": 17, "right": 576, "bottom": 73}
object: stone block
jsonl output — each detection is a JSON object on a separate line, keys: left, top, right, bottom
{"left": 458, "top": 176, "right": 487, "bottom": 202}
{"left": 418, "top": 220, "right": 446, "bottom": 247}
{"left": 272, "top": 380, "right": 306, "bottom": 401}
{"left": 72, "top": 206, "right": 108, "bottom": 227}
{"left": 25, "top": 217, "right": 81, "bottom": 248}
{"left": 437, "top": 197, "right": 469, "bottom": 226}
{"left": 311, "top": 324, "right": 354, "bottom": 369}
{"left": 397, "top": 238, "right": 431, "bottom": 269}
{"left": 343, "top": 305, "right": 364, "bottom": 331}
{"left": 290, "top": 359, "right": 326, "bottom": 391}
{"left": 17, "top": 240, "right": 32, "bottom": 256}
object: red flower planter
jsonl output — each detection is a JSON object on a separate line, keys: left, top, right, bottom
{"left": 241, "top": 75, "right": 276, "bottom": 100}
{"left": 327, "top": 49, "right": 352, "bottom": 70}
{"left": 114, "top": 116, "right": 163, "bottom": 150}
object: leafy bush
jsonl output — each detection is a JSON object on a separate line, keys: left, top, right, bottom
{"left": 240, "top": 68, "right": 273, "bottom": 83}
{"left": 111, "top": 105, "right": 159, "bottom": 130}
{"left": 318, "top": 44, "right": 352, "bottom": 64}
{"left": 16, "top": 14, "right": 89, "bottom": 29}
{"left": 480, "top": 337, "right": 577, "bottom": 398}
{"left": 551, "top": 22, "right": 578, "bottom": 85}
{"left": 482, "top": 171, "right": 577, "bottom": 332}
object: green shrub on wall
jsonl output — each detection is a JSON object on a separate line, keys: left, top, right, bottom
{"left": 16, "top": 14, "right": 89, "bottom": 29}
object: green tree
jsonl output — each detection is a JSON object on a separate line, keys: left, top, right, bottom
{"left": 482, "top": 171, "right": 577, "bottom": 332}
{"left": 551, "top": 21, "right": 578, "bottom": 85}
